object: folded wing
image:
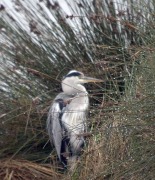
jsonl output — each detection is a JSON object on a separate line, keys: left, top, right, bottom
{"left": 47, "top": 98, "right": 65, "bottom": 160}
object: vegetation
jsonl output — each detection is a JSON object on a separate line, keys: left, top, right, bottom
{"left": 0, "top": 0, "right": 155, "bottom": 179}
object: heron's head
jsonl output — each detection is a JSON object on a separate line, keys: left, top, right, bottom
{"left": 62, "top": 70, "right": 103, "bottom": 95}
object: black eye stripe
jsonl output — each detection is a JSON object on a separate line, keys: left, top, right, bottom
{"left": 65, "top": 72, "right": 82, "bottom": 78}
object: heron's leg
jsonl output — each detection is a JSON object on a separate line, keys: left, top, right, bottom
{"left": 69, "top": 134, "right": 84, "bottom": 156}
{"left": 67, "top": 134, "right": 84, "bottom": 171}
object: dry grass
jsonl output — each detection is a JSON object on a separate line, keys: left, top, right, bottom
{"left": 0, "top": 159, "right": 62, "bottom": 180}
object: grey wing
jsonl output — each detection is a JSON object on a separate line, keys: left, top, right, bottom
{"left": 47, "top": 99, "right": 63, "bottom": 161}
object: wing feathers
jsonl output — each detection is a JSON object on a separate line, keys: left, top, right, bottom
{"left": 47, "top": 99, "right": 64, "bottom": 161}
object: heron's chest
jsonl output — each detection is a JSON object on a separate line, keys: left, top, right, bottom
{"left": 67, "top": 94, "right": 89, "bottom": 111}
{"left": 61, "top": 94, "right": 89, "bottom": 132}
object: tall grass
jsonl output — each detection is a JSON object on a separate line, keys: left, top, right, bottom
{"left": 0, "top": 0, "right": 155, "bottom": 179}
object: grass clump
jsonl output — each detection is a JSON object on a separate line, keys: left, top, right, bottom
{"left": 0, "top": 0, "right": 155, "bottom": 179}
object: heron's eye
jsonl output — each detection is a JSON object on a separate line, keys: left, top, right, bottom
{"left": 78, "top": 74, "right": 82, "bottom": 79}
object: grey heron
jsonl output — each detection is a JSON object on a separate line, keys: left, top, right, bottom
{"left": 47, "top": 70, "right": 102, "bottom": 169}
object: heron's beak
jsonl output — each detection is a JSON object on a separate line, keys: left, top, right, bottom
{"left": 79, "top": 76, "right": 103, "bottom": 83}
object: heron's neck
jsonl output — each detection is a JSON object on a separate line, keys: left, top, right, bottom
{"left": 76, "top": 84, "right": 87, "bottom": 93}
{"left": 62, "top": 83, "right": 87, "bottom": 95}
